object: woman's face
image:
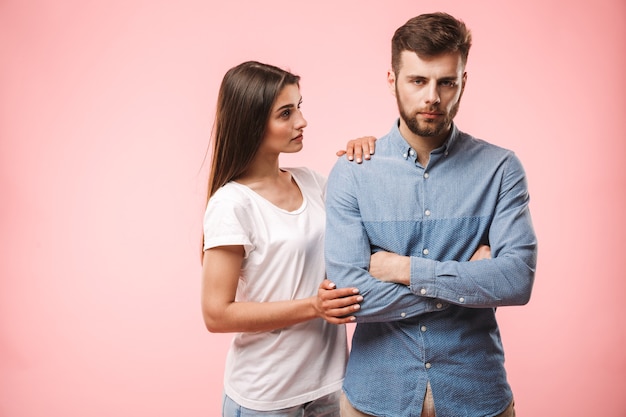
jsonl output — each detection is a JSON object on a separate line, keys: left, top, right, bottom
{"left": 258, "top": 84, "right": 307, "bottom": 156}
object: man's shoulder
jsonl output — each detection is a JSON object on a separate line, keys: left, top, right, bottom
{"left": 331, "top": 137, "right": 395, "bottom": 174}
{"left": 454, "top": 130, "right": 528, "bottom": 178}
{"left": 455, "top": 130, "right": 516, "bottom": 158}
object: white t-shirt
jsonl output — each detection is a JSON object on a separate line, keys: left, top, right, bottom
{"left": 203, "top": 167, "right": 348, "bottom": 411}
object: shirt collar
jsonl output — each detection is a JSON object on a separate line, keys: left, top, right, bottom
{"left": 389, "top": 119, "right": 460, "bottom": 160}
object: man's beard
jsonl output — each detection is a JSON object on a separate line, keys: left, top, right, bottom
{"left": 397, "top": 96, "right": 460, "bottom": 138}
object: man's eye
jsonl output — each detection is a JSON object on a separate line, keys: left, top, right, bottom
{"left": 441, "top": 81, "right": 457, "bottom": 87}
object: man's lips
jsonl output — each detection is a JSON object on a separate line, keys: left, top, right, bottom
{"left": 419, "top": 111, "right": 443, "bottom": 119}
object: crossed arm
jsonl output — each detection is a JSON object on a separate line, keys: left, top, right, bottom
{"left": 325, "top": 151, "right": 537, "bottom": 322}
{"left": 369, "top": 245, "right": 492, "bottom": 285}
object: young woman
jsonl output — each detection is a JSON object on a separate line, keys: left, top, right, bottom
{"left": 201, "top": 61, "right": 374, "bottom": 417}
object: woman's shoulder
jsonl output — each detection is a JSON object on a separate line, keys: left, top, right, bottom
{"left": 284, "top": 166, "right": 316, "bottom": 177}
{"left": 208, "top": 181, "right": 254, "bottom": 209}
{"left": 284, "top": 167, "right": 326, "bottom": 188}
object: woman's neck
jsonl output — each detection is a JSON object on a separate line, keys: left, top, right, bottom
{"left": 236, "top": 154, "right": 281, "bottom": 184}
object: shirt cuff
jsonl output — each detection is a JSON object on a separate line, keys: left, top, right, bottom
{"left": 409, "top": 256, "right": 437, "bottom": 298}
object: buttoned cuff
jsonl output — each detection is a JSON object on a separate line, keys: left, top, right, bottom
{"left": 409, "top": 256, "right": 437, "bottom": 298}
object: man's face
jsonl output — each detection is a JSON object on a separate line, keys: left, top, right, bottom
{"left": 389, "top": 50, "right": 466, "bottom": 142}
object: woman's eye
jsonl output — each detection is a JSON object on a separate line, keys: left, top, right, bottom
{"left": 281, "top": 109, "right": 291, "bottom": 118}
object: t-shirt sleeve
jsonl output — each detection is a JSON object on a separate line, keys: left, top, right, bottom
{"left": 202, "top": 190, "right": 255, "bottom": 258}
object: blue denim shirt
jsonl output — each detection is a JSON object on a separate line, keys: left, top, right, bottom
{"left": 325, "top": 121, "right": 537, "bottom": 417}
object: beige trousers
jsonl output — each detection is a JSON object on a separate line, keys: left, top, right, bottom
{"left": 339, "top": 383, "right": 516, "bottom": 417}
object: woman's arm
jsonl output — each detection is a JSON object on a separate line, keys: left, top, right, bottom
{"left": 201, "top": 245, "right": 362, "bottom": 333}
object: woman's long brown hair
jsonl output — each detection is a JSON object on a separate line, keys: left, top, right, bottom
{"left": 206, "top": 61, "right": 300, "bottom": 200}
{"left": 201, "top": 61, "right": 300, "bottom": 261}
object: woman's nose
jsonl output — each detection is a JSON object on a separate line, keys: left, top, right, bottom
{"left": 296, "top": 111, "right": 307, "bottom": 129}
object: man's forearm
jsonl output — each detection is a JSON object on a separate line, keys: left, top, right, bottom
{"left": 369, "top": 244, "right": 492, "bottom": 286}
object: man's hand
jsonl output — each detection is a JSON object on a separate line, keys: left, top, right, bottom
{"left": 314, "top": 279, "right": 363, "bottom": 324}
{"left": 369, "top": 251, "right": 411, "bottom": 285}
{"left": 470, "top": 244, "right": 491, "bottom": 261}
{"left": 336, "top": 136, "right": 376, "bottom": 163}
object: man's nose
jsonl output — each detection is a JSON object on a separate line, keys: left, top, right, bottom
{"left": 425, "top": 82, "right": 441, "bottom": 105}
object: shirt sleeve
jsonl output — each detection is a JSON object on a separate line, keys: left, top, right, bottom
{"left": 409, "top": 153, "right": 537, "bottom": 307}
{"left": 203, "top": 189, "right": 255, "bottom": 257}
{"left": 325, "top": 159, "right": 442, "bottom": 323}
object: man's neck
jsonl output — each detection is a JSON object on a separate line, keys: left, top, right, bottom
{"left": 399, "top": 124, "right": 450, "bottom": 166}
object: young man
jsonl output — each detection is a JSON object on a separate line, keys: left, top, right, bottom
{"left": 325, "top": 12, "right": 537, "bottom": 417}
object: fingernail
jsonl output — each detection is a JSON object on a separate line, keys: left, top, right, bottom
{"left": 352, "top": 288, "right": 360, "bottom": 294}
{"left": 356, "top": 296, "right": 363, "bottom": 302}
{"left": 353, "top": 304, "right": 361, "bottom": 310}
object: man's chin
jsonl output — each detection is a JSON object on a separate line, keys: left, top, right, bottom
{"left": 410, "top": 122, "right": 444, "bottom": 138}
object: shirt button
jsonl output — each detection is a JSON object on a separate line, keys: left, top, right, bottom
{"left": 420, "top": 288, "right": 427, "bottom": 295}
{"left": 444, "top": 151, "right": 449, "bottom": 156}
{"left": 436, "top": 303, "right": 443, "bottom": 309}
{"left": 409, "top": 149, "right": 415, "bottom": 156}
{"left": 424, "top": 172, "right": 429, "bottom": 179}
{"left": 459, "top": 297, "right": 465, "bottom": 303}
{"left": 403, "top": 153, "right": 408, "bottom": 158}
{"left": 400, "top": 312, "right": 407, "bottom": 318}
{"left": 421, "top": 325, "right": 427, "bottom": 332}
{"left": 425, "top": 209, "right": 431, "bottom": 216}
{"left": 425, "top": 363, "right": 432, "bottom": 369}
{"left": 423, "top": 249, "right": 429, "bottom": 255}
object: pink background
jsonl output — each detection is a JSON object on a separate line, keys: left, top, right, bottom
{"left": 1, "top": 1, "right": 625, "bottom": 415}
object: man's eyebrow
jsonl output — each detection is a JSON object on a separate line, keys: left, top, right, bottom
{"left": 405, "top": 74, "right": 458, "bottom": 80}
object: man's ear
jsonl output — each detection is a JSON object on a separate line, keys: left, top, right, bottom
{"left": 387, "top": 69, "right": 397, "bottom": 97}
{"left": 460, "top": 71, "right": 467, "bottom": 96}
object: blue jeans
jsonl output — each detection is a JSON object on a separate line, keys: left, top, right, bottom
{"left": 223, "top": 391, "right": 341, "bottom": 417}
